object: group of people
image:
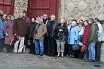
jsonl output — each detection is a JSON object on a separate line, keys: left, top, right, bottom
{"left": 0, "top": 9, "right": 104, "bottom": 62}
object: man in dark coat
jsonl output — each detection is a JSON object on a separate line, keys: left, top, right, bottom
{"left": 43, "top": 14, "right": 49, "bottom": 54}
{"left": 43, "top": 14, "right": 49, "bottom": 24}
{"left": 47, "top": 14, "right": 58, "bottom": 56}
{"left": 13, "top": 13, "right": 29, "bottom": 53}
{"left": 22, "top": 11, "right": 30, "bottom": 47}
{"left": 88, "top": 18, "right": 98, "bottom": 62}
{"left": 28, "top": 18, "right": 37, "bottom": 54}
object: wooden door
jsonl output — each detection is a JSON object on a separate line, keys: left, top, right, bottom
{"left": 27, "top": 0, "right": 58, "bottom": 19}
{"left": 0, "top": 0, "right": 14, "bottom": 14}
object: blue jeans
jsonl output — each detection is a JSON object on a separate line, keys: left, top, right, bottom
{"left": 88, "top": 42, "right": 96, "bottom": 60}
{"left": 34, "top": 39, "right": 44, "bottom": 55}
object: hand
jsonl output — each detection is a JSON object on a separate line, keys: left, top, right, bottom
{"left": 59, "top": 29, "right": 63, "bottom": 31}
{"left": 14, "top": 34, "right": 17, "bottom": 36}
{"left": 33, "top": 40, "right": 35, "bottom": 43}
{"left": 5, "top": 33, "right": 8, "bottom": 37}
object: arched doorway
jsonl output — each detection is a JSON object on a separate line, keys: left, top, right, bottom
{"left": 0, "top": 0, "right": 14, "bottom": 14}
{"left": 27, "top": 0, "right": 59, "bottom": 19}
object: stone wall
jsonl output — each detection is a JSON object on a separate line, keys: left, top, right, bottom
{"left": 64, "top": 0, "right": 104, "bottom": 20}
{"left": 13, "top": 0, "right": 28, "bottom": 18}
{"left": 13, "top": 0, "right": 104, "bottom": 20}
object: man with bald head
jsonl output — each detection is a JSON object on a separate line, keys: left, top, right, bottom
{"left": 13, "top": 12, "right": 29, "bottom": 53}
{"left": 46, "top": 14, "right": 58, "bottom": 56}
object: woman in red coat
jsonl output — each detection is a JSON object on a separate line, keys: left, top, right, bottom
{"left": 82, "top": 20, "right": 91, "bottom": 44}
{"left": 82, "top": 20, "right": 91, "bottom": 60}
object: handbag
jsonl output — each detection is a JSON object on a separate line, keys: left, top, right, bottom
{"left": 72, "top": 41, "right": 80, "bottom": 51}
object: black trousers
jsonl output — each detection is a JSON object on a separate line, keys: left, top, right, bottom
{"left": 68, "top": 44, "right": 74, "bottom": 56}
{"left": 64, "top": 44, "right": 69, "bottom": 55}
{"left": 29, "top": 37, "right": 35, "bottom": 54}
{"left": 0, "top": 38, "right": 4, "bottom": 52}
{"left": 5, "top": 44, "right": 14, "bottom": 53}
{"left": 44, "top": 35, "right": 48, "bottom": 54}
{"left": 95, "top": 42, "right": 102, "bottom": 61}
{"left": 47, "top": 37, "right": 57, "bottom": 56}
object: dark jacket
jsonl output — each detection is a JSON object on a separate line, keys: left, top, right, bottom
{"left": 43, "top": 19, "right": 49, "bottom": 24}
{"left": 29, "top": 22, "right": 37, "bottom": 38}
{"left": 88, "top": 23, "right": 98, "bottom": 43}
{"left": 13, "top": 18, "right": 29, "bottom": 37}
{"left": 47, "top": 20, "right": 58, "bottom": 38}
{"left": 0, "top": 17, "right": 5, "bottom": 38}
{"left": 54, "top": 23, "right": 68, "bottom": 41}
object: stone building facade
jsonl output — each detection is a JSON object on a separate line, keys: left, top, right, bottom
{"left": 14, "top": 0, "right": 104, "bottom": 20}
{"left": 13, "top": 0, "right": 104, "bottom": 61}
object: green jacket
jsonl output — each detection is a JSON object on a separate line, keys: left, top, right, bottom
{"left": 88, "top": 23, "right": 98, "bottom": 43}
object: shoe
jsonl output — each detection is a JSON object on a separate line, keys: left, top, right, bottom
{"left": 40, "top": 54, "right": 44, "bottom": 56}
{"left": 35, "top": 54, "right": 39, "bottom": 55}
{"left": 87, "top": 59, "right": 92, "bottom": 62}
{"left": 61, "top": 52, "right": 64, "bottom": 58}
{"left": 91, "top": 60, "right": 96, "bottom": 62}
{"left": 57, "top": 52, "right": 60, "bottom": 57}
{"left": 51, "top": 53, "right": 55, "bottom": 56}
{"left": 18, "top": 52, "right": 23, "bottom": 54}
{"left": 13, "top": 52, "right": 17, "bottom": 54}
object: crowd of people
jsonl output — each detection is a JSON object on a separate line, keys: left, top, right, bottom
{"left": 0, "top": 10, "right": 104, "bottom": 62}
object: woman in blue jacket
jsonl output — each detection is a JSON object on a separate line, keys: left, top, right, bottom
{"left": 67, "top": 20, "right": 79, "bottom": 57}
{"left": 0, "top": 10, "right": 5, "bottom": 52}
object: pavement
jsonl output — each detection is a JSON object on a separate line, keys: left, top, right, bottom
{"left": 0, "top": 53, "right": 104, "bottom": 69}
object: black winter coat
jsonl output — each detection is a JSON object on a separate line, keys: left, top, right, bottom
{"left": 47, "top": 20, "right": 58, "bottom": 38}
{"left": 54, "top": 23, "right": 68, "bottom": 41}
{"left": 29, "top": 22, "right": 37, "bottom": 38}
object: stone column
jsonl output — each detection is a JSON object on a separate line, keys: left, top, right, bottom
{"left": 13, "top": 0, "right": 28, "bottom": 18}
{"left": 58, "top": 0, "right": 65, "bottom": 19}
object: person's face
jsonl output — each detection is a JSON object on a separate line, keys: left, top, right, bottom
{"left": 7, "top": 16, "right": 11, "bottom": 20}
{"left": 67, "top": 20, "right": 72, "bottom": 25}
{"left": 79, "top": 20, "right": 83, "bottom": 23}
{"left": 50, "top": 15, "right": 55, "bottom": 21}
{"left": 72, "top": 21, "right": 77, "bottom": 26}
{"left": 84, "top": 21, "right": 88, "bottom": 26}
{"left": 11, "top": 16, "right": 15, "bottom": 20}
{"left": 0, "top": 10, "right": 4, "bottom": 16}
{"left": 39, "top": 18, "right": 43, "bottom": 24}
{"left": 31, "top": 18, "right": 35, "bottom": 22}
{"left": 89, "top": 20, "right": 92, "bottom": 24}
{"left": 3, "top": 14, "right": 6, "bottom": 19}
{"left": 43, "top": 14, "right": 48, "bottom": 19}
{"left": 78, "top": 24, "right": 82, "bottom": 28}
{"left": 19, "top": 13, "right": 23, "bottom": 18}
{"left": 60, "top": 19, "right": 65, "bottom": 24}
{"left": 23, "top": 12, "right": 26, "bottom": 17}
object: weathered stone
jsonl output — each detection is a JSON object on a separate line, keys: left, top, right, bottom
{"left": 14, "top": 0, "right": 28, "bottom": 18}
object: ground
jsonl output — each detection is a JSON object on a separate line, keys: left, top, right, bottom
{"left": 0, "top": 53, "right": 104, "bottom": 69}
